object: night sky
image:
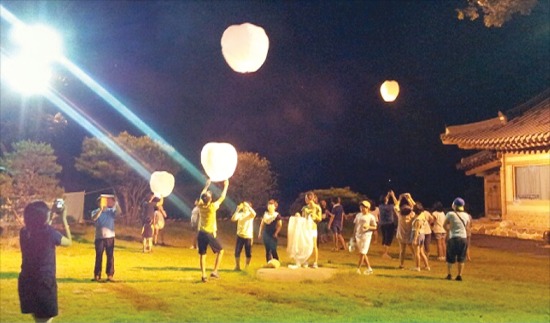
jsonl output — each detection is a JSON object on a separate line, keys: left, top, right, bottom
{"left": 1, "top": 1, "right": 549, "bottom": 215}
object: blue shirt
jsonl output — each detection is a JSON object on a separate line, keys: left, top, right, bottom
{"left": 93, "top": 207, "right": 116, "bottom": 239}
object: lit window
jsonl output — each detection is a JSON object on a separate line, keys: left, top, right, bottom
{"left": 515, "top": 165, "right": 550, "bottom": 200}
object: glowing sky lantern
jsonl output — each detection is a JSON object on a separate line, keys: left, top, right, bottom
{"left": 221, "top": 23, "right": 269, "bottom": 73}
{"left": 201, "top": 142, "right": 238, "bottom": 182}
{"left": 380, "top": 80, "right": 400, "bottom": 102}
{"left": 149, "top": 171, "right": 175, "bottom": 198}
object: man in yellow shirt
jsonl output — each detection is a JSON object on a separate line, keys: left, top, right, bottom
{"left": 197, "top": 179, "right": 229, "bottom": 282}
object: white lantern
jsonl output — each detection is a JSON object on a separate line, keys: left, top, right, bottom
{"left": 221, "top": 23, "right": 269, "bottom": 73}
{"left": 149, "top": 171, "right": 175, "bottom": 198}
{"left": 380, "top": 80, "right": 400, "bottom": 102}
{"left": 201, "top": 142, "right": 238, "bottom": 182}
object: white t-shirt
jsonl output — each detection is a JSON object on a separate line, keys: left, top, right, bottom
{"left": 353, "top": 212, "right": 377, "bottom": 240}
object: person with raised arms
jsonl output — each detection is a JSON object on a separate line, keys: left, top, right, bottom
{"left": 197, "top": 179, "right": 229, "bottom": 282}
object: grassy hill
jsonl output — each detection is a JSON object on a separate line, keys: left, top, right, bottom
{"left": 1, "top": 219, "right": 548, "bottom": 322}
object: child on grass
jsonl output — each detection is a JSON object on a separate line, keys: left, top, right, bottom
{"left": 353, "top": 200, "right": 377, "bottom": 275}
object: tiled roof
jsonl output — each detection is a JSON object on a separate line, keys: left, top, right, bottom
{"left": 441, "top": 94, "right": 550, "bottom": 151}
{"left": 457, "top": 150, "right": 499, "bottom": 171}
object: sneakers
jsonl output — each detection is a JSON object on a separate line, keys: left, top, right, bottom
{"left": 446, "top": 274, "right": 452, "bottom": 280}
{"left": 364, "top": 268, "right": 373, "bottom": 275}
{"left": 210, "top": 272, "right": 220, "bottom": 279}
{"left": 107, "top": 276, "right": 116, "bottom": 282}
{"left": 288, "top": 264, "right": 300, "bottom": 269}
{"left": 312, "top": 263, "right": 318, "bottom": 269}
{"left": 201, "top": 276, "right": 208, "bottom": 283}
{"left": 455, "top": 275, "right": 463, "bottom": 281}
{"left": 356, "top": 268, "right": 362, "bottom": 274}
{"left": 302, "top": 263, "right": 309, "bottom": 268}
{"left": 411, "top": 267, "right": 421, "bottom": 272}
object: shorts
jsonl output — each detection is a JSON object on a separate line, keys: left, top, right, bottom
{"left": 413, "top": 233, "right": 425, "bottom": 246}
{"left": 356, "top": 233, "right": 373, "bottom": 254}
{"left": 19, "top": 274, "right": 58, "bottom": 318}
{"left": 434, "top": 232, "right": 446, "bottom": 240}
{"left": 197, "top": 231, "right": 223, "bottom": 255}
{"left": 446, "top": 237, "right": 468, "bottom": 263}
{"left": 332, "top": 225, "right": 342, "bottom": 234}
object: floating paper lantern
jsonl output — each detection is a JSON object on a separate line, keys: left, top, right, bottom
{"left": 221, "top": 23, "right": 269, "bottom": 73}
{"left": 201, "top": 142, "right": 238, "bottom": 182}
{"left": 380, "top": 80, "right": 400, "bottom": 102}
{"left": 149, "top": 171, "right": 175, "bottom": 198}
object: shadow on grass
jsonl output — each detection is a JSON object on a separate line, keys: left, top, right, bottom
{"left": 0, "top": 271, "right": 18, "bottom": 279}
{"left": 375, "top": 273, "right": 441, "bottom": 280}
{"left": 135, "top": 266, "right": 197, "bottom": 272}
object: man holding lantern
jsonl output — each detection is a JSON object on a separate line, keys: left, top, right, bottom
{"left": 197, "top": 179, "right": 229, "bottom": 282}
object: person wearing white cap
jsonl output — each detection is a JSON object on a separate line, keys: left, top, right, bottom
{"left": 443, "top": 197, "right": 471, "bottom": 281}
{"left": 353, "top": 200, "right": 377, "bottom": 275}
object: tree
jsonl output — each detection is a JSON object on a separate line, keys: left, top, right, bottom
{"left": 289, "top": 187, "right": 368, "bottom": 215}
{"left": 0, "top": 140, "right": 64, "bottom": 222}
{"left": 75, "top": 132, "right": 180, "bottom": 223}
{"left": 457, "top": 0, "right": 538, "bottom": 27}
{"left": 229, "top": 152, "right": 278, "bottom": 211}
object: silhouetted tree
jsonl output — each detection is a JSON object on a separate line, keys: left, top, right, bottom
{"left": 229, "top": 152, "right": 278, "bottom": 212}
{"left": 75, "top": 132, "right": 179, "bottom": 223}
{"left": 457, "top": 0, "right": 538, "bottom": 27}
{"left": 0, "top": 140, "right": 63, "bottom": 222}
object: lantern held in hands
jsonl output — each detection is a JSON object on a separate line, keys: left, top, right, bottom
{"left": 380, "top": 80, "right": 400, "bottom": 102}
{"left": 149, "top": 171, "right": 175, "bottom": 198}
{"left": 201, "top": 142, "right": 238, "bottom": 182}
{"left": 221, "top": 23, "right": 269, "bottom": 73}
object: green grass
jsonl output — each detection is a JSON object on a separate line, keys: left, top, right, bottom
{"left": 1, "top": 220, "right": 549, "bottom": 322}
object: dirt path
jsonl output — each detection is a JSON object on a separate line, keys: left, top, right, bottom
{"left": 471, "top": 234, "right": 550, "bottom": 258}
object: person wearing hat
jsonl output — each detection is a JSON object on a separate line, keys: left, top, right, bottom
{"left": 352, "top": 200, "right": 378, "bottom": 275}
{"left": 443, "top": 197, "right": 471, "bottom": 281}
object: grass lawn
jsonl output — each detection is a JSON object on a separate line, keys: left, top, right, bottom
{"left": 1, "top": 219, "right": 549, "bottom": 322}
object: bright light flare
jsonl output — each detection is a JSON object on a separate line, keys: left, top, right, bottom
{"left": 1, "top": 23, "right": 63, "bottom": 95}
{"left": 11, "top": 24, "right": 63, "bottom": 63}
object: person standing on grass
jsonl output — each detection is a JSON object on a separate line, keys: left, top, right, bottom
{"left": 318, "top": 199, "right": 331, "bottom": 244}
{"left": 231, "top": 201, "right": 256, "bottom": 270}
{"left": 152, "top": 198, "right": 167, "bottom": 246}
{"left": 197, "top": 179, "right": 229, "bottom": 283}
{"left": 411, "top": 202, "right": 431, "bottom": 272}
{"left": 91, "top": 195, "right": 119, "bottom": 282}
{"left": 353, "top": 200, "right": 377, "bottom": 275}
{"left": 141, "top": 193, "right": 160, "bottom": 253}
{"left": 378, "top": 190, "right": 398, "bottom": 259}
{"left": 19, "top": 200, "right": 72, "bottom": 323}
{"left": 258, "top": 199, "right": 282, "bottom": 264}
{"left": 328, "top": 196, "right": 347, "bottom": 252}
{"left": 302, "top": 191, "right": 323, "bottom": 268}
{"left": 431, "top": 201, "right": 447, "bottom": 261}
{"left": 395, "top": 193, "right": 415, "bottom": 269}
{"left": 444, "top": 197, "right": 471, "bottom": 281}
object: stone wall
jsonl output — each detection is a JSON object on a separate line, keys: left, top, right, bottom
{"left": 472, "top": 217, "right": 548, "bottom": 241}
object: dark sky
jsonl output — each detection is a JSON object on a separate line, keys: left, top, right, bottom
{"left": 1, "top": 1, "right": 549, "bottom": 215}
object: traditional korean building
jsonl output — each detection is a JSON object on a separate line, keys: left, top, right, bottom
{"left": 441, "top": 90, "right": 550, "bottom": 236}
